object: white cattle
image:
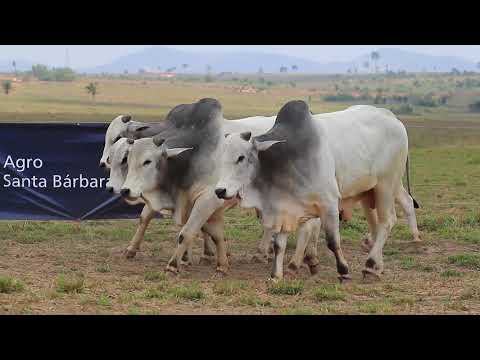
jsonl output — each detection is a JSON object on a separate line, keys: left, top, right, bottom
{"left": 215, "top": 102, "right": 418, "bottom": 280}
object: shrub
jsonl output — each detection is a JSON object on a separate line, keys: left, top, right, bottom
{"left": 323, "top": 93, "right": 356, "bottom": 102}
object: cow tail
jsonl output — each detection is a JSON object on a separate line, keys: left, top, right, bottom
{"left": 406, "top": 155, "right": 420, "bottom": 209}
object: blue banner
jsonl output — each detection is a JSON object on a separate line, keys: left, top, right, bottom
{"left": 0, "top": 123, "right": 145, "bottom": 220}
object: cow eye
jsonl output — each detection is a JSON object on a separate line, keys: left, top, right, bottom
{"left": 113, "top": 136, "right": 122, "bottom": 144}
{"left": 121, "top": 157, "right": 127, "bottom": 164}
{"left": 237, "top": 155, "right": 245, "bottom": 163}
{"left": 143, "top": 160, "right": 152, "bottom": 166}
{"left": 106, "top": 157, "right": 111, "bottom": 165}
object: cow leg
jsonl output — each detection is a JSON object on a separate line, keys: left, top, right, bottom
{"left": 166, "top": 193, "right": 225, "bottom": 274}
{"left": 201, "top": 212, "right": 229, "bottom": 275}
{"left": 360, "top": 200, "right": 378, "bottom": 252}
{"left": 395, "top": 185, "right": 421, "bottom": 242}
{"left": 321, "top": 205, "right": 350, "bottom": 281}
{"left": 201, "top": 231, "right": 216, "bottom": 257}
{"left": 303, "top": 218, "right": 322, "bottom": 275}
{"left": 363, "top": 183, "right": 397, "bottom": 279}
{"left": 270, "top": 232, "right": 288, "bottom": 281}
{"left": 252, "top": 228, "right": 274, "bottom": 264}
{"left": 124, "top": 205, "right": 156, "bottom": 259}
{"left": 287, "top": 219, "right": 319, "bottom": 275}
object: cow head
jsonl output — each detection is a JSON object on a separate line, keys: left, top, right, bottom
{"left": 215, "top": 131, "right": 285, "bottom": 200}
{"left": 120, "top": 137, "right": 193, "bottom": 205}
{"left": 99, "top": 114, "right": 132, "bottom": 169}
{"left": 105, "top": 138, "right": 134, "bottom": 195}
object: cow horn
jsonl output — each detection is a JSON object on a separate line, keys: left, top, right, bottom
{"left": 253, "top": 139, "right": 286, "bottom": 152}
{"left": 153, "top": 137, "right": 165, "bottom": 147}
{"left": 121, "top": 115, "right": 132, "bottom": 123}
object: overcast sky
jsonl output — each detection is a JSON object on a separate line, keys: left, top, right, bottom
{"left": 1, "top": 45, "right": 479, "bottom": 69}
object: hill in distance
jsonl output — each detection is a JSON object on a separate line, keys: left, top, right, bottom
{"left": 81, "top": 46, "right": 479, "bottom": 75}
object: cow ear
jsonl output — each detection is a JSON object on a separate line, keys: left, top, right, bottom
{"left": 240, "top": 131, "right": 251, "bottom": 141}
{"left": 135, "top": 125, "right": 150, "bottom": 132}
{"left": 224, "top": 133, "right": 230, "bottom": 138}
{"left": 253, "top": 139, "right": 286, "bottom": 152}
{"left": 162, "top": 147, "right": 194, "bottom": 159}
{"left": 126, "top": 138, "right": 134, "bottom": 145}
{"left": 152, "top": 137, "right": 165, "bottom": 147}
{"left": 121, "top": 115, "right": 132, "bottom": 123}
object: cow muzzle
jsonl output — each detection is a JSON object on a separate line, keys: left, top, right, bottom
{"left": 215, "top": 188, "right": 227, "bottom": 199}
{"left": 120, "top": 188, "right": 130, "bottom": 197}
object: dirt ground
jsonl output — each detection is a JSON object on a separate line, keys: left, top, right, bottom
{"left": 1, "top": 210, "right": 479, "bottom": 315}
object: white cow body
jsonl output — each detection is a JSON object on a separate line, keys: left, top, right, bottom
{"left": 216, "top": 102, "right": 414, "bottom": 280}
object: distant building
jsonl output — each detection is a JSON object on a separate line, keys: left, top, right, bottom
{"left": 139, "top": 68, "right": 176, "bottom": 78}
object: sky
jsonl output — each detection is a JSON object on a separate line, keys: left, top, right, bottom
{"left": 0, "top": 45, "right": 479, "bottom": 69}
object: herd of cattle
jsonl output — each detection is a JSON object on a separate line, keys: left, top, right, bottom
{"left": 99, "top": 99, "right": 421, "bottom": 282}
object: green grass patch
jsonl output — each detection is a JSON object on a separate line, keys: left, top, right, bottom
{"left": 169, "top": 282, "right": 205, "bottom": 302}
{"left": 313, "top": 284, "right": 346, "bottom": 302}
{"left": 268, "top": 280, "right": 304, "bottom": 296}
{"left": 447, "top": 254, "right": 480, "bottom": 270}
{"left": 56, "top": 273, "right": 85, "bottom": 293}
{"left": 213, "top": 280, "right": 247, "bottom": 296}
{"left": 144, "top": 271, "right": 167, "bottom": 282}
{"left": 440, "top": 269, "right": 463, "bottom": 278}
{"left": 97, "top": 295, "right": 112, "bottom": 307}
{"left": 0, "top": 276, "right": 25, "bottom": 293}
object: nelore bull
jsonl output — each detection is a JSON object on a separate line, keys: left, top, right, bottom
{"left": 102, "top": 99, "right": 323, "bottom": 274}
{"left": 215, "top": 101, "right": 420, "bottom": 281}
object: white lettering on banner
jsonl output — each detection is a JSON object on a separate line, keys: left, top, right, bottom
{"left": 3, "top": 155, "right": 43, "bottom": 172}
{"left": 2, "top": 155, "right": 108, "bottom": 190}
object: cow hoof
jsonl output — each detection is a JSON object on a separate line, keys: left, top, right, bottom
{"left": 180, "top": 260, "right": 192, "bottom": 266}
{"left": 362, "top": 268, "right": 381, "bottom": 281}
{"left": 338, "top": 274, "right": 352, "bottom": 283}
{"left": 214, "top": 266, "right": 228, "bottom": 278}
{"left": 123, "top": 248, "right": 137, "bottom": 259}
{"left": 165, "top": 265, "right": 179, "bottom": 274}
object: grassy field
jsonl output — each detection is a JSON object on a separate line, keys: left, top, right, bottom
{"left": 0, "top": 74, "right": 479, "bottom": 314}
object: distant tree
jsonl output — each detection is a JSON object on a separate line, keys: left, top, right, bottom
{"left": 258, "top": 66, "right": 264, "bottom": 74}
{"left": 206, "top": 64, "right": 212, "bottom": 73}
{"left": 166, "top": 67, "right": 176, "bottom": 73}
{"left": 477, "top": 62, "right": 480, "bottom": 71}
{"left": 363, "top": 61, "right": 370, "bottom": 72}
{"left": 370, "top": 51, "right": 380, "bottom": 73}
{"left": 124, "top": 69, "right": 129, "bottom": 75}
{"left": 85, "top": 82, "right": 98, "bottom": 102}
{"left": 12, "top": 61, "right": 17, "bottom": 77}
{"left": 2, "top": 80, "right": 12, "bottom": 95}
{"left": 182, "top": 64, "right": 188, "bottom": 70}
{"left": 157, "top": 66, "right": 162, "bottom": 71}
{"left": 291, "top": 64, "right": 298, "bottom": 71}
{"left": 279, "top": 66, "right": 288, "bottom": 73}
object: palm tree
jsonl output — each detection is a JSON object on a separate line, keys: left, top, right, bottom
{"left": 363, "top": 61, "right": 370, "bottom": 72}
{"left": 477, "top": 62, "right": 480, "bottom": 72}
{"left": 85, "top": 82, "right": 98, "bottom": 102}
{"left": 280, "top": 66, "right": 288, "bottom": 73}
{"left": 370, "top": 51, "right": 380, "bottom": 73}
{"left": 12, "top": 61, "right": 17, "bottom": 77}
{"left": 2, "top": 80, "right": 12, "bottom": 95}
